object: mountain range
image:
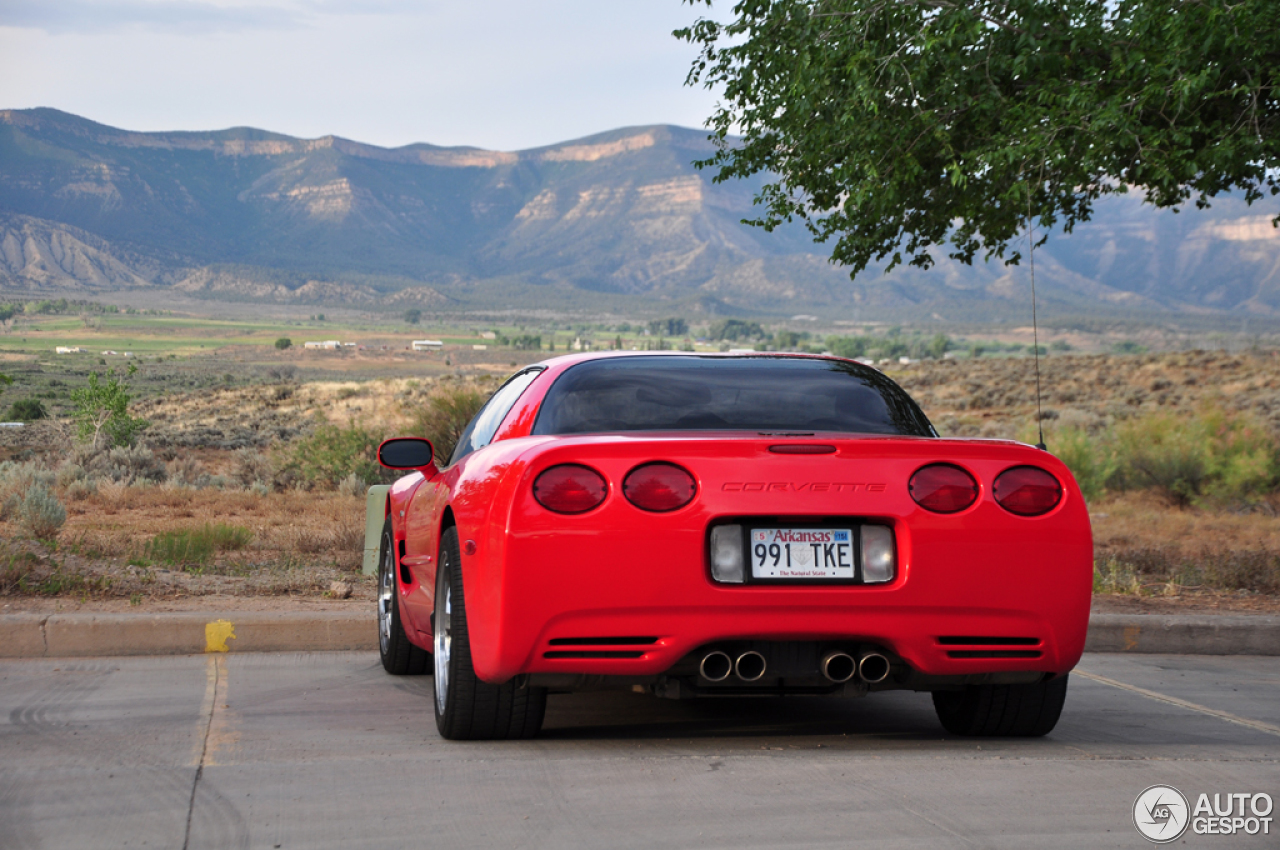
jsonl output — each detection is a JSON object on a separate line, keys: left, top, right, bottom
{"left": 2, "top": 107, "right": 1278, "bottom": 320}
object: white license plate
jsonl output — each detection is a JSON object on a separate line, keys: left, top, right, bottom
{"left": 749, "top": 528, "right": 855, "bottom": 579}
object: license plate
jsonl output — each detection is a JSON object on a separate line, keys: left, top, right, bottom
{"left": 749, "top": 528, "right": 855, "bottom": 579}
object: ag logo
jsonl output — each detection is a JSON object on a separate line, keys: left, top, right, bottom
{"left": 1134, "top": 785, "right": 1190, "bottom": 843}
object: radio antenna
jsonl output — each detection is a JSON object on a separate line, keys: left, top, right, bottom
{"left": 1027, "top": 191, "right": 1046, "bottom": 451}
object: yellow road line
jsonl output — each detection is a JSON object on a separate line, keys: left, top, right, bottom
{"left": 1075, "top": 669, "right": 1280, "bottom": 739}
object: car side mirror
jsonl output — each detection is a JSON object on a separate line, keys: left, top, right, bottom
{"left": 378, "top": 437, "right": 436, "bottom": 470}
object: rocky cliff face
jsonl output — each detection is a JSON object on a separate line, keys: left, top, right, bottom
{"left": 1, "top": 108, "right": 1277, "bottom": 317}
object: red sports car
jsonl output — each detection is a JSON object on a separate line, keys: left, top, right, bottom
{"left": 373, "top": 352, "right": 1092, "bottom": 740}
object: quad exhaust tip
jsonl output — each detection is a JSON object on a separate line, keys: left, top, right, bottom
{"left": 858, "top": 652, "right": 891, "bottom": 684}
{"left": 699, "top": 650, "right": 733, "bottom": 682}
{"left": 734, "top": 650, "right": 767, "bottom": 682}
{"left": 820, "top": 651, "right": 857, "bottom": 683}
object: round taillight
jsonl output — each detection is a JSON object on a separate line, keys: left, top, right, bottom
{"left": 622, "top": 462, "right": 697, "bottom": 512}
{"left": 993, "top": 466, "right": 1062, "bottom": 516}
{"left": 909, "top": 463, "right": 978, "bottom": 513}
{"left": 533, "top": 464, "right": 607, "bottom": 514}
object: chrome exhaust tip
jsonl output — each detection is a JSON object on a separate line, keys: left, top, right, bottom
{"left": 820, "top": 651, "right": 857, "bottom": 683}
{"left": 858, "top": 652, "right": 891, "bottom": 684}
{"left": 699, "top": 650, "right": 733, "bottom": 682}
{"left": 734, "top": 650, "right": 767, "bottom": 682}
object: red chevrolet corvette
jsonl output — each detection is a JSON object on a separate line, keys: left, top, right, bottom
{"left": 374, "top": 352, "right": 1092, "bottom": 740}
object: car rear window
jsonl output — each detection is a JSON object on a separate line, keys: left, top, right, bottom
{"left": 532, "top": 356, "right": 935, "bottom": 437}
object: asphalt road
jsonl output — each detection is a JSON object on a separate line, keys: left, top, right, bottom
{"left": 2, "top": 652, "right": 1277, "bottom": 850}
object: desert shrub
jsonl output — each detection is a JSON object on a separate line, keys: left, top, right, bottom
{"left": 6, "top": 398, "right": 47, "bottom": 420}
{"left": 1048, "top": 426, "right": 1115, "bottom": 502}
{"left": 55, "top": 462, "right": 89, "bottom": 488}
{"left": 147, "top": 523, "right": 253, "bottom": 565}
{"left": 86, "top": 445, "right": 168, "bottom": 485}
{"left": 1110, "top": 406, "right": 1278, "bottom": 505}
{"left": 167, "top": 455, "right": 206, "bottom": 487}
{"left": 276, "top": 420, "right": 384, "bottom": 489}
{"left": 337, "top": 472, "right": 367, "bottom": 498}
{"left": 17, "top": 485, "right": 67, "bottom": 540}
{"left": 232, "top": 447, "right": 274, "bottom": 488}
{"left": 64, "top": 478, "right": 97, "bottom": 501}
{"left": 1196, "top": 406, "right": 1280, "bottom": 504}
{"left": 275, "top": 337, "right": 292, "bottom": 350}
{"left": 336, "top": 386, "right": 362, "bottom": 400}
{"left": 409, "top": 384, "right": 488, "bottom": 463}
{"left": 0, "top": 461, "right": 56, "bottom": 520}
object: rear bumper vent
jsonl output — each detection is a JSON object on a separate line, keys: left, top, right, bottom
{"left": 543, "top": 636, "right": 659, "bottom": 660}
{"left": 547, "top": 636, "right": 659, "bottom": 646}
{"left": 543, "top": 650, "right": 646, "bottom": 659}
{"left": 937, "top": 636, "right": 1043, "bottom": 660}
{"left": 945, "top": 650, "right": 1042, "bottom": 659}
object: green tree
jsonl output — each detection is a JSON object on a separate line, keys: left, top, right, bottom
{"left": 404, "top": 309, "right": 422, "bottom": 325}
{"left": 709, "top": 319, "right": 765, "bottom": 341}
{"left": 70, "top": 365, "right": 149, "bottom": 450}
{"left": 275, "top": 337, "right": 292, "bottom": 350}
{"left": 0, "top": 372, "right": 12, "bottom": 388}
{"left": 679, "top": 0, "right": 1280, "bottom": 275}
{"left": 648, "top": 318, "right": 689, "bottom": 337}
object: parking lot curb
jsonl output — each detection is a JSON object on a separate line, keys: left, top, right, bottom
{"left": 0, "top": 611, "right": 376, "bottom": 658}
{"left": 1085, "top": 613, "right": 1280, "bottom": 656}
{"left": 0, "top": 610, "right": 1276, "bottom": 658}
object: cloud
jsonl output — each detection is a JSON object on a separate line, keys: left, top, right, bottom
{"left": 0, "top": 0, "right": 409, "bottom": 35}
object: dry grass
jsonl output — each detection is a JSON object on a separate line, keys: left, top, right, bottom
{"left": 1091, "top": 491, "right": 1280, "bottom": 600}
{"left": 0, "top": 487, "right": 370, "bottom": 601}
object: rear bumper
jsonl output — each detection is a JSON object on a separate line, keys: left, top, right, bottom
{"left": 466, "top": 517, "right": 1091, "bottom": 683}
{"left": 519, "top": 603, "right": 1081, "bottom": 680}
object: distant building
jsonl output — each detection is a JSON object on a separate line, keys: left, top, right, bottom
{"left": 472, "top": 344, "right": 488, "bottom": 351}
{"left": 55, "top": 346, "right": 88, "bottom": 354}
{"left": 412, "top": 340, "right": 444, "bottom": 351}
{"left": 480, "top": 331, "right": 497, "bottom": 340}
{"left": 572, "top": 337, "right": 592, "bottom": 352}
{"left": 101, "top": 350, "right": 119, "bottom": 356}
{"left": 304, "top": 340, "right": 341, "bottom": 350}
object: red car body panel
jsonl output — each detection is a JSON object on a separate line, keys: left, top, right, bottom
{"left": 385, "top": 353, "right": 1093, "bottom": 687}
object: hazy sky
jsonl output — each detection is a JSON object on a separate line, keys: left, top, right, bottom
{"left": 0, "top": 0, "right": 721, "bottom": 150}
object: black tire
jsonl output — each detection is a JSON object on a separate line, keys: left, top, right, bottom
{"left": 377, "top": 517, "right": 429, "bottom": 675}
{"left": 932, "top": 674, "right": 1069, "bottom": 737}
{"left": 433, "top": 527, "right": 546, "bottom": 740}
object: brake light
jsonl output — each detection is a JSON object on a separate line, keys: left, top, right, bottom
{"left": 533, "top": 464, "right": 607, "bottom": 514}
{"left": 623, "top": 462, "right": 697, "bottom": 512}
{"left": 909, "top": 464, "right": 978, "bottom": 513}
{"left": 993, "top": 466, "right": 1062, "bottom": 516}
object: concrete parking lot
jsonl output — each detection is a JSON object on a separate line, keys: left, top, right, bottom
{"left": 2, "top": 652, "right": 1277, "bottom": 849}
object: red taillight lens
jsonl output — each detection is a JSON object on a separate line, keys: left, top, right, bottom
{"left": 909, "top": 464, "right": 978, "bottom": 513}
{"left": 993, "top": 466, "right": 1062, "bottom": 516}
{"left": 622, "top": 462, "right": 697, "bottom": 512}
{"left": 533, "top": 464, "right": 607, "bottom": 514}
